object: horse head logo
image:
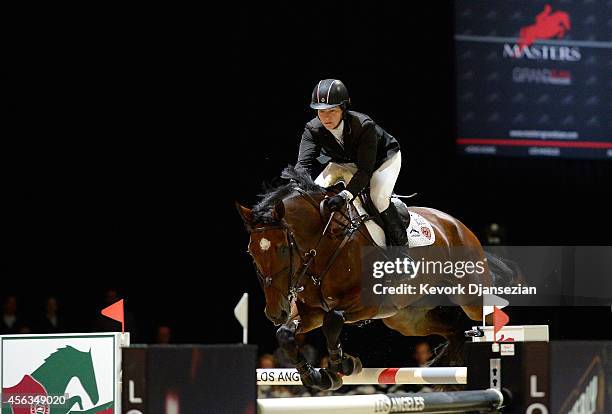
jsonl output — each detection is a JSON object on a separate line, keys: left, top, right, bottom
{"left": 518, "top": 4, "right": 571, "bottom": 51}
{"left": 31, "top": 346, "right": 100, "bottom": 413}
{"left": 2, "top": 345, "right": 116, "bottom": 414}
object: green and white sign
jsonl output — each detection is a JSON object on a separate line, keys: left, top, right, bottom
{"left": 0, "top": 333, "right": 128, "bottom": 414}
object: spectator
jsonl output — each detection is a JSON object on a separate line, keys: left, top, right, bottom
{"left": 1, "top": 296, "right": 22, "bottom": 334}
{"left": 155, "top": 325, "right": 173, "bottom": 344}
{"left": 413, "top": 341, "right": 433, "bottom": 367}
{"left": 36, "top": 296, "right": 65, "bottom": 333}
{"left": 484, "top": 222, "right": 506, "bottom": 245}
{"left": 257, "top": 353, "right": 297, "bottom": 398}
{"left": 386, "top": 341, "right": 435, "bottom": 395}
{"left": 258, "top": 354, "right": 276, "bottom": 369}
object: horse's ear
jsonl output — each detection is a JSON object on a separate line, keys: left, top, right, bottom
{"left": 235, "top": 202, "right": 254, "bottom": 225}
{"left": 272, "top": 200, "right": 285, "bottom": 221}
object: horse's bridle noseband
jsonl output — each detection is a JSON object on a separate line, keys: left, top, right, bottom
{"left": 248, "top": 221, "right": 310, "bottom": 305}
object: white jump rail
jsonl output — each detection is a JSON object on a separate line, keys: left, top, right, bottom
{"left": 257, "top": 388, "right": 504, "bottom": 414}
{"left": 257, "top": 367, "right": 467, "bottom": 386}
{"left": 470, "top": 324, "right": 549, "bottom": 342}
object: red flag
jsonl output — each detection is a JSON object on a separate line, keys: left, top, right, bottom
{"left": 493, "top": 306, "right": 509, "bottom": 342}
{"left": 101, "top": 299, "right": 124, "bottom": 333}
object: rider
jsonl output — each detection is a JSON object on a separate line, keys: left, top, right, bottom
{"left": 295, "top": 79, "right": 408, "bottom": 246}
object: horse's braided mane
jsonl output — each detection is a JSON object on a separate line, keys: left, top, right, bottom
{"left": 252, "top": 165, "right": 324, "bottom": 224}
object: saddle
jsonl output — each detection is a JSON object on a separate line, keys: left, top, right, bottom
{"left": 326, "top": 182, "right": 411, "bottom": 230}
{"left": 317, "top": 163, "right": 435, "bottom": 248}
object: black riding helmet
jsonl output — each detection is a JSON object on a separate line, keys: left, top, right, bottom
{"left": 310, "top": 79, "right": 350, "bottom": 110}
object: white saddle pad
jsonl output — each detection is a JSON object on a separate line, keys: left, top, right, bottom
{"left": 404, "top": 208, "right": 436, "bottom": 248}
{"left": 313, "top": 163, "right": 436, "bottom": 247}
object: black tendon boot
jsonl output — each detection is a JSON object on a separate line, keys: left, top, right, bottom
{"left": 380, "top": 203, "right": 408, "bottom": 246}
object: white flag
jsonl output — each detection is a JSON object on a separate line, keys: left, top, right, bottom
{"left": 234, "top": 292, "right": 249, "bottom": 344}
{"left": 482, "top": 294, "right": 509, "bottom": 326}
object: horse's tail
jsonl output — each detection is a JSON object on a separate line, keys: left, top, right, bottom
{"left": 485, "top": 251, "right": 526, "bottom": 287}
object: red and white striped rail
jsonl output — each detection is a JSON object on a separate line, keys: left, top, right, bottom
{"left": 256, "top": 367, "right": 467, "bottom": 386}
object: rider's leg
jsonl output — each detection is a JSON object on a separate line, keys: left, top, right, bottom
{"left": 370, "top": 151, "right": 407, "bottom": 246}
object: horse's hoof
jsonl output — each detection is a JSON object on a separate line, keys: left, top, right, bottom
{"left": 340, "top": 354, "right": 362, "bottom": 376}
{"left": 319, "top": 368, "right": 343, "bottom": 391}
{"left": 301, "top": 368, "right": 343, "bottom": 391}
{"left": 299, "top": 367, "right": 329, "bottom": 391}
{"left": 328, "top": 359, "right": 342, "bottom": 375}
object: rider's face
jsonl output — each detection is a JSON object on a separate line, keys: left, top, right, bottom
{"left": 318, "top": 107, "right": 343, "bottom": 130}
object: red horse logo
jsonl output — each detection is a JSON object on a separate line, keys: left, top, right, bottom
{"left": 518, "top": 4, "right": 571, "bottom": 51}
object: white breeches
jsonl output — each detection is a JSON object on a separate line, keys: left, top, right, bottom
{"left": 314, "top": 150, "right": 402, "bottom": 213}
{"left": 369, "top": 150, "right": 402, "bottom": 212}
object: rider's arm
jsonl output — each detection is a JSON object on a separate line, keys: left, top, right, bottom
{"left": 346, "top": 123, "right": 378, "bottom": 197}
{"left": 295, "top": 127, "right": 321, "bottom": 176}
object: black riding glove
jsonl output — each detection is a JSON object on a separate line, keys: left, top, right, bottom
{"left": 326, "top": 194, "right": 347, "bottom": 211}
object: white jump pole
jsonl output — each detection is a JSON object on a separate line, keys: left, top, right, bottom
{"left": 258, "top": 388, "right": 504, "bottom": 414}
{"left": 257, "top": 367, "right": 467, "bottom": 386}
{"left": 259, "top": 394, "right": 387, "bottom": 414}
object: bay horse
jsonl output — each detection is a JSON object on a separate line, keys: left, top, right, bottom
{"left": 237, "top": 166, "right": 516, "bottom": 391}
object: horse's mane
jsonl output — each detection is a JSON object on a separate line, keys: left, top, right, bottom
{"left": 252, "top": 166, "right": 324, "bottom": 224}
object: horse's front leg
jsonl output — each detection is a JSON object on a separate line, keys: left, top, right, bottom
{"left": 276, "top": 319, "right": 341, "bottom": 391}
{"left": 321, "top": 310, "right": 363, "bottom": 377}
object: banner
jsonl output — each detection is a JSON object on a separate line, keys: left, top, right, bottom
{"left": 455, "top": 1, "right": 612, "bottom": 159}
{"left": 0, "top": 332, "right": 128, "bottom": 414}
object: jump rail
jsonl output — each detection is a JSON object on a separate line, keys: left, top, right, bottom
{"left": 256, "top": 367, "right": 467, "bottom": 386}
{"left": 257, "top": 388, "right": 504, "bottom": 414}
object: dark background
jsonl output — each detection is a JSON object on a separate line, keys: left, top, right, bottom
{"left": 6, "top": 2, "right": 611, "bottom": 360}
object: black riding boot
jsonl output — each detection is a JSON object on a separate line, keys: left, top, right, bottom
{"left": 380, "top": 203, "right": 408, "bottom": 246}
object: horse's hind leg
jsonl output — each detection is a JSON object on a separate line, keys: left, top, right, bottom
{"left": 425, "top": 308, "right": 470, "bottom": 367}
{"left": 276, "top": 320, "right": 341, "bottom": 391}
{"left": 382, "top": 306, "right": 466, "bottom": 366}
{"left": 321, "top": 310, "right": 363, "bottom": 377}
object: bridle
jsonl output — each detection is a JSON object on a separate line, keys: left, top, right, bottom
{"left": 248, "top": 221, "right": 307, "bottom": 305}
{"left": 247, "top": 188, "right": 369, "bottom": 312}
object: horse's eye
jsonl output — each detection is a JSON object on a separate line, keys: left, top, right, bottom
{"left": 279, "top": 245, "right": 289, "bottom": 256}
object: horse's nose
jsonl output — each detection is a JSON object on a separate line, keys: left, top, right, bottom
{"left": 265, "top": 308, "right": 289, "bottom": 325}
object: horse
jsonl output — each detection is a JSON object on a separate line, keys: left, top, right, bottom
{"left": 237, "top": 166, "right": 517, "bottom": 391}
{"left": 518, "top": 4, "right": 571, "bottom": 51}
